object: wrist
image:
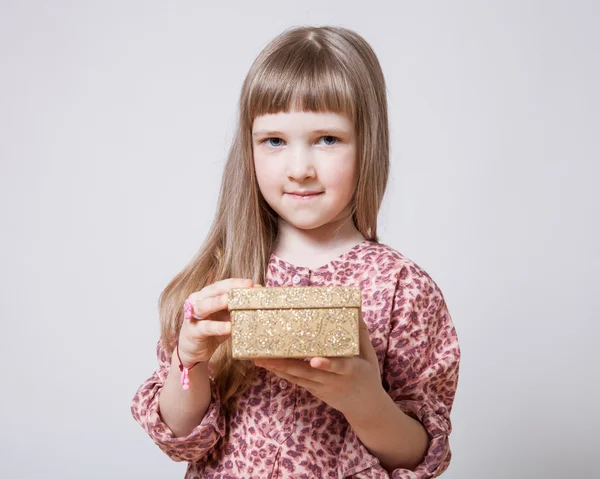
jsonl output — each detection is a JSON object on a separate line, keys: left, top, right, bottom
{"left": 343, "top": 386, "right": 391, "bottom": 431}
{"left": 171, "top": 349, "right": 208, "bottom": 371}
{"left": 171, "top": 344, "right": 209, "bottom": 390}
{"left": 174, "top": 339, "right": 211, "bottom": 367}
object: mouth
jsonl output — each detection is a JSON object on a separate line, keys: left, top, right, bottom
{"left": 285, "top": 192, "right": 324, "bottom": 200}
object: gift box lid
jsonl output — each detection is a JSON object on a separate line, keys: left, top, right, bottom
{"left": 228, "top": 285, "right": 361, "bottom": 310}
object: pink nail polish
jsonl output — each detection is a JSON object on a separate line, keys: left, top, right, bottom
{"left": 183, "top": 299, "right": 193, "bottom": 320}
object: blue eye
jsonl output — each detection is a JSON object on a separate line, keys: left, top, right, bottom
{"left": 319, "top": 136, "right": 339, "bottom": 146}
{"left": 265, "top": 138, "right": 284, "bottom": 147}
{"left": 261, "top": 136, "right": 339, "bottom": 147}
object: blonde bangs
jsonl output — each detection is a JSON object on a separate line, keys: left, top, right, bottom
{"left": 245, "top": 45, "right": 357, "bottom": 124}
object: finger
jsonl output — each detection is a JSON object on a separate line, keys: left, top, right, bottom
{"left": 191, "top": 293, "right": 230, "bottom": 319}
{"left": 195, "top": 278, "right": 254, "bottom": 301}
{"left": 192, "top": 319, "right": 231, "bottom": 338}
{"left": 309, "top": 356, "right": 353, "bottom": 375}
{"left": 358, "top": 317, "right": 378, "bottom": 364}
{"left": 256, "top": 358, "right": 328, "bottom": 384}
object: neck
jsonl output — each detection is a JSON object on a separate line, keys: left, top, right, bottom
{"left": 273, "top": 214, "right": 366, "bottom": 260}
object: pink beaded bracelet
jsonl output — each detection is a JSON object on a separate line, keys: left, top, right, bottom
{"left": 176, "top": 342, "right": 199, "bottom": 390}
{"left": 178, "top": 299, "right": 202, "bottom": 390}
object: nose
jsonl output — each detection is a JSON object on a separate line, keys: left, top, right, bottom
{"left": 286, "top": 145, "right": 316, "bottom": 180}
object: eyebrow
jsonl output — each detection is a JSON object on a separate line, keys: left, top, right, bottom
{"left": 252, "top": 128, "right": 350, "bottom": 138}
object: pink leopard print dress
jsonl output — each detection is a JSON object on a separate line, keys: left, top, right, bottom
{"left": 131, "top": 240, "right": 460, "bottom": 478}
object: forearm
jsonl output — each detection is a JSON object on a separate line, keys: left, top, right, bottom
{"left": 158, "top": 351, "right": 212, "bottom": 437}
{"left": 344, "top": 388, "right": 429, "bottom": 472}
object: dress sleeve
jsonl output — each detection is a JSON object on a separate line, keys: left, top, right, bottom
{"left": 384, "top": 266, "right": 461, "bottom": 479}
{"left": 130, "top": 340, "right": 226, "bottom": 463}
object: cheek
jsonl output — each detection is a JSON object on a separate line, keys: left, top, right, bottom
{"left": 324, "top": 163, "right": 357, "bottom": 196}
{"left": 254, "top": 157, "right": 280, "bottom": 194}
{"left": 323, "top": 147, "right": 357, "bottom": 190}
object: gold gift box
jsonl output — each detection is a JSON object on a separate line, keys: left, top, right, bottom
{"left": 227, "top": 286, "right": 362, "bottom": 359}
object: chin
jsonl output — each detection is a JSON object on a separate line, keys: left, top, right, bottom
{"left": 287, "top": 221, "right": 326, "bottom": 230}
{"left": 279, "top": 215, "right": 332, "bottom": 231}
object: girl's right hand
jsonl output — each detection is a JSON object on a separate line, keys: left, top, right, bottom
{"left": 177, "top": 278, "right": 260, "bottom": 365}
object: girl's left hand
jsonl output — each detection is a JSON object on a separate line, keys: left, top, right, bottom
{"left": 254, "top": 317, "right": 386, "bottom": 422}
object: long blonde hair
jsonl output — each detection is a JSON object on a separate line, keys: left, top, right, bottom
{"left": 159, "top": 26, "right": 390, "bottom": 413}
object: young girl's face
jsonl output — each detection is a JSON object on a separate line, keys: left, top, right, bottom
{"left": 252, "top": 109, "right": 357, "bottom": 232}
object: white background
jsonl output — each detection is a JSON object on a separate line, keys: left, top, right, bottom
{"left": 1, "top": 1, "right": 598, "bottom": 478}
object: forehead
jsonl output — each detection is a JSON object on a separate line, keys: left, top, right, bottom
{"left": 252, "top": 109, "right": 353, "bottom": 133}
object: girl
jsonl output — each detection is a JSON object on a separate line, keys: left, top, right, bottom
{"left": 131, "top": 26, "right": 460, "bottom": 479}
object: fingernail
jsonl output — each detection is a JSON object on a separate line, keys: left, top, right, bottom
{"left": 183, "top": 299, "right": 193, "bottom": 320}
